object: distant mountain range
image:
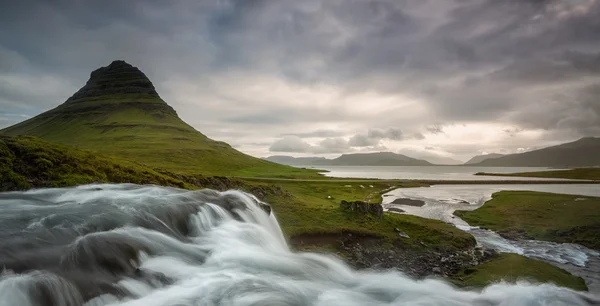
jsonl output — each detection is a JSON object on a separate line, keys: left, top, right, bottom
{"left": 470, "top": 137, "right": 600, "bottom": 167}
{"left": 262, "top": 156, "right": 328, "bottom": 166}
{"left": 265, "top": 152, "right": 432, "bottom": 166}
{"left": 266, "top": 137, "right": 600, "bottom": 168}
{"left": 464, "top": 153, "right": 505, "bottom": 165}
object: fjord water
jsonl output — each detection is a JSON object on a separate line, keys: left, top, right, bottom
{"left": 313, "top": 166, "right": 570, "bottom": 180}
{"left": 1, "top": 185, "right": 597, "bottom": 306}
{"left": 383, "top": 184, "right": 600, "bottom": 292}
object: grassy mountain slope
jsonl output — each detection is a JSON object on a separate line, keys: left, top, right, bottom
{"left": 0, "top": 135, "right": 188, "bottom": 190}
{"left": 473, "top": 137, "right": 600, "bottom": 167}
{"left": 475, "top": 168, "right": 600, "bottom": 180}
{"left": 1, "top": 61, "right": 318, "bottom": 178}
{"left": 464, "top": 153, "right": 504, "bottom": 165}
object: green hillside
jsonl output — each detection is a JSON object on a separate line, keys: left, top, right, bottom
{"left": 473, "top": 137, "right": 600, "bottom": 167}
{"left": 476, "top": 168, "right": 600, "bottom": 180}
{"left": 0, "top": 135, "right": 188, "bottom": 190}
{"left": 0, "top": 60, "right": 318, "bottom": 178}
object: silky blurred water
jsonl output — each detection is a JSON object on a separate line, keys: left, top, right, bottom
{"left": 0, "top": 184, "right": 597, "bottom": 305}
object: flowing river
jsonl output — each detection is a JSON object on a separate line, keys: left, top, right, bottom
{"left": 0, "top": 184, "right": 598, "bottom": 306}
{"left": 382, "top": 184, "right": 600, "bottom": 293}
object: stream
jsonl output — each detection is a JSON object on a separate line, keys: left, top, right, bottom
{"left": 382, "top": 184, "right": 600, "bottom": 293}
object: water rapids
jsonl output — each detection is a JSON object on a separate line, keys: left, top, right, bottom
{"left": 0, "top": 184, "right": 597, "bottom": 306}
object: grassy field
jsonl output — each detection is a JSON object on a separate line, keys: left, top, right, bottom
{"left": 1, "top": 95, "right": 322, "bottom": 178}
{"left": 476, "top": 168, "right": 600, "bottom": 180}
{"left": 455, "top": 191, "right": 600, "bottom": 250}
{"left": 452, "top": 253, "right": 587, "bottom": 291}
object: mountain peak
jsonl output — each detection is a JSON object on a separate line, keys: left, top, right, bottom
{"left": 66, "top": 60, "right": 159, "bottom": 103}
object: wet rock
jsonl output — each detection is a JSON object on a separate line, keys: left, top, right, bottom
{"left": 390, "top": 198, "right": 425, "bottom": 207}
{"left": 388, "top": 208, "right": 405, "bottom": 213}
{"left": 339, "top": 200, "right": 384, "bottom": 219}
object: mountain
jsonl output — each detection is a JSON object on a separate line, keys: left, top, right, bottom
{"left": 264, "top": 155, "right": 328, "bottom": 166}
{"left": 313, "top": 152, "right": 432, "bottom": 166}
{"left": 465, "top": 153, "right": 505, "bottom": 165}
{"left": 0, "top": 60, "right": 312, "bottom": 177}
{"left": 473, "top": 137, "right": 600, "bottom": 167}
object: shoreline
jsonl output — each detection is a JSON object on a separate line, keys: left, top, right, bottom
{"left": 237, "top": 176, "right": 600, "bottom": 185}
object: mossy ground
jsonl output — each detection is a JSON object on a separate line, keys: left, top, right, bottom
{"left": 256, "top": 179, "right": 476, "bottom": 251}
{"left": 476, "top": 168, "right": 600, "bottom": 180}
{"left": 455, "top": 191, "right": 600, "bottom": 251}
{"left": 0, "top": 135, "right": 190, "bottom": 190}
{"left": 452, "top": 253, "right": 587, "bottom": 291}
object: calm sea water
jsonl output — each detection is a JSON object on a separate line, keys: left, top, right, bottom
{"left": 301, "top": 165, "right": 571, "bottom": 181}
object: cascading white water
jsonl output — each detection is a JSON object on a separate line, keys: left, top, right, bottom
{"left": 0, "top": 184, "right": 598, "bottom": 306}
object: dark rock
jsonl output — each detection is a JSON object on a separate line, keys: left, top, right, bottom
{"left": 66, "top": 60, "right": 160, "bottom": 103}
{"left": 388, "top": 208, "right": 405, "bottom": 213}
{"left": 339, "top": 200, "right": 383, "bottom": 219}
{"left": 370, "top": 203, "right": 383, "bottom": 219}
{"left": 390, "top": 198, "right": 425, "bottom": 207}
{"left": 293, "top": 232, "right": 482, "bottom": 279}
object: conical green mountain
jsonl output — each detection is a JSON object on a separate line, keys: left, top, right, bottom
{"left": 1, "top": 60, "right": 312, "bottom": 177}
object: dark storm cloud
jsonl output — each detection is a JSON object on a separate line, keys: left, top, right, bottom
{"left": 0, "top": 0, "right": 599, "bottom": 156}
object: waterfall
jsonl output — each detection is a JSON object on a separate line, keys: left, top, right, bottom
{"left": 0, "top": 184, "right": 597, "bottom": 306}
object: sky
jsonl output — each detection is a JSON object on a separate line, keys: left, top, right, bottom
{"left": 1, "top": 0, "right": 599, "bottom": 163}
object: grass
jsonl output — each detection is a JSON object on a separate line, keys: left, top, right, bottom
{"left": 0, "top": 135, "right": 191, "bottom": 190}
{"left": 1, "top": 94, "right": 322, "bottom": 178}
{"left": 455, "top": 191, "right": 600, "bottom": 250}
{"left": 475, "top": 168, "right": 600, "bottom": 180}
{"left": 452, "top": 253, "right": 587, "bottom": 291}
{"left": 254, "top": 179, "right": 476, "bottom": 251}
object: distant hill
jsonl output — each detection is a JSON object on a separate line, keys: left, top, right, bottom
{"left": 0, "top": 60, "right": 315, "bottom": 177}
{"left": 465, "top": 153, "right": 505, "bottom": 165}
{"left": 312, "top": 152, "right": 432, "bottom": 166}
{"left": 263, "top": 155, "right": 328, "bottom": 166}
{"left": 472, "top": 137, "right": 600, "bottom": 167}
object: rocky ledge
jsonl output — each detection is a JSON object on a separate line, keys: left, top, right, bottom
{"left": 340, "top": 200, "right": 384, "bottom": 219}
{"left": 66, "top": 60, "right": 160, "bottom": 102}
{"left": 291, "top": 231, "right": 496, "bottom": 279}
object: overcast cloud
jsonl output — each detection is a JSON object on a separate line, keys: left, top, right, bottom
{"left": 1, "top": 0, "right": 599, "bottom": 161}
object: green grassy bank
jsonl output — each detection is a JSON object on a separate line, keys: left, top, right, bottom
{"left": 476, "top": 168, "right": 600, "bottom": 181}
{"left": 452, "top": 253, "right": 587, "bottom": 291}
{"left": 455, "top": 191, "right": 600, "bottom": 251}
